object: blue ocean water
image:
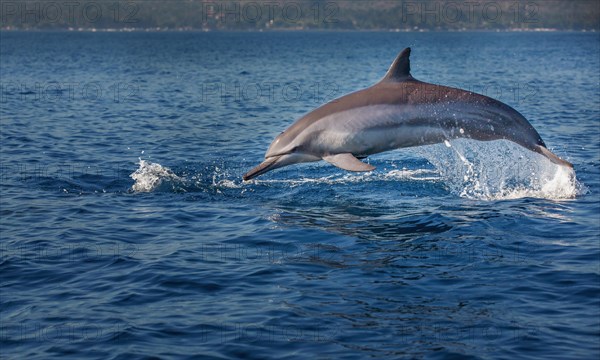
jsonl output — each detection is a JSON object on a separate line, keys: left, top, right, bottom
{"left": 1, "top": 31, "right": 599, "bottom": 359}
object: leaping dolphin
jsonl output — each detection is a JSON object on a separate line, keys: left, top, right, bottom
{"left": 243, "top": 48, "right": 572, "bottom": 181}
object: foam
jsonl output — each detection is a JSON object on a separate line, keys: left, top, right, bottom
{"left": 418, "top": 139, "right": 583, "bottom": 200}
{"left": 130, "top": 159, "right": 183, "bottom": 193}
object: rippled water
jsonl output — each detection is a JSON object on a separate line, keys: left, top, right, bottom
{"left": 1, "top": 31, "right": 599, "bottom": 359}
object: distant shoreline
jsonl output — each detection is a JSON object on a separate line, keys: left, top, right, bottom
{"left": 2, "top": 0, "right": 597, "bottom": 34}
{"left": 1, "top": 27, "right": 598, "bottom": 33}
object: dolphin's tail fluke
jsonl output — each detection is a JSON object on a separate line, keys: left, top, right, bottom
{"left": 534, "top": 145, "right": 573, "bottom": 168}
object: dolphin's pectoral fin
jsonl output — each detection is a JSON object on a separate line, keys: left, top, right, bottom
{"left": 323, "top": 153, "right": 376, "bottom": 172}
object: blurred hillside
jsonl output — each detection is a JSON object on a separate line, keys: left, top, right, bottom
{"left": 1, "top": 0, "right": 598, "bottom": 30}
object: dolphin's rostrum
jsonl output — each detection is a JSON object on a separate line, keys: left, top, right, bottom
{"left": 243, "top": 48, "right": 572, "bottom": 181}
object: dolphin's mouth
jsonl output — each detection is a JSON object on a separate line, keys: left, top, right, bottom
{"left": 242, "top": 155, "right": 282, "bottom": 181}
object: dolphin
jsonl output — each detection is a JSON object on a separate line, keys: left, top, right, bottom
{"left": 243, "top": 48, "right": 572, "bottom": 181}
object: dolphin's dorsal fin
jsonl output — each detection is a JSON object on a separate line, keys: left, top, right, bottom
{"left": 381, "top": 47, "right": 414, "bottom": 82}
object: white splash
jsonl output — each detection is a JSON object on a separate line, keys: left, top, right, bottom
{"left": 128, "top": 140, "right": 584, "bottom": 201}
{"left": 418, "top": 139, "right": 584, "bottom": 200}
{"left": 214, "top": 179, "right": 241, "bottom": 189}
{"left": 130, "top": 159, "right": 183, "bottom": 192}
{"left": 246, "top": 168, "right": 441, "bottom": 187}
{"left": 384, "top": 168, "right": 441, "bottom": 181}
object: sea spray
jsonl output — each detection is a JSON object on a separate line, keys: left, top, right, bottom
{"left": 130, "top": 159, "right": 184, "bottom": 193}
{"left": 418, "top": 139, "right": 583, "bottom": 200}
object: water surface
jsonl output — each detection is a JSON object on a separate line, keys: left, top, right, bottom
{"left": 1, "top": 31, "right": 599, "bottom": 359}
